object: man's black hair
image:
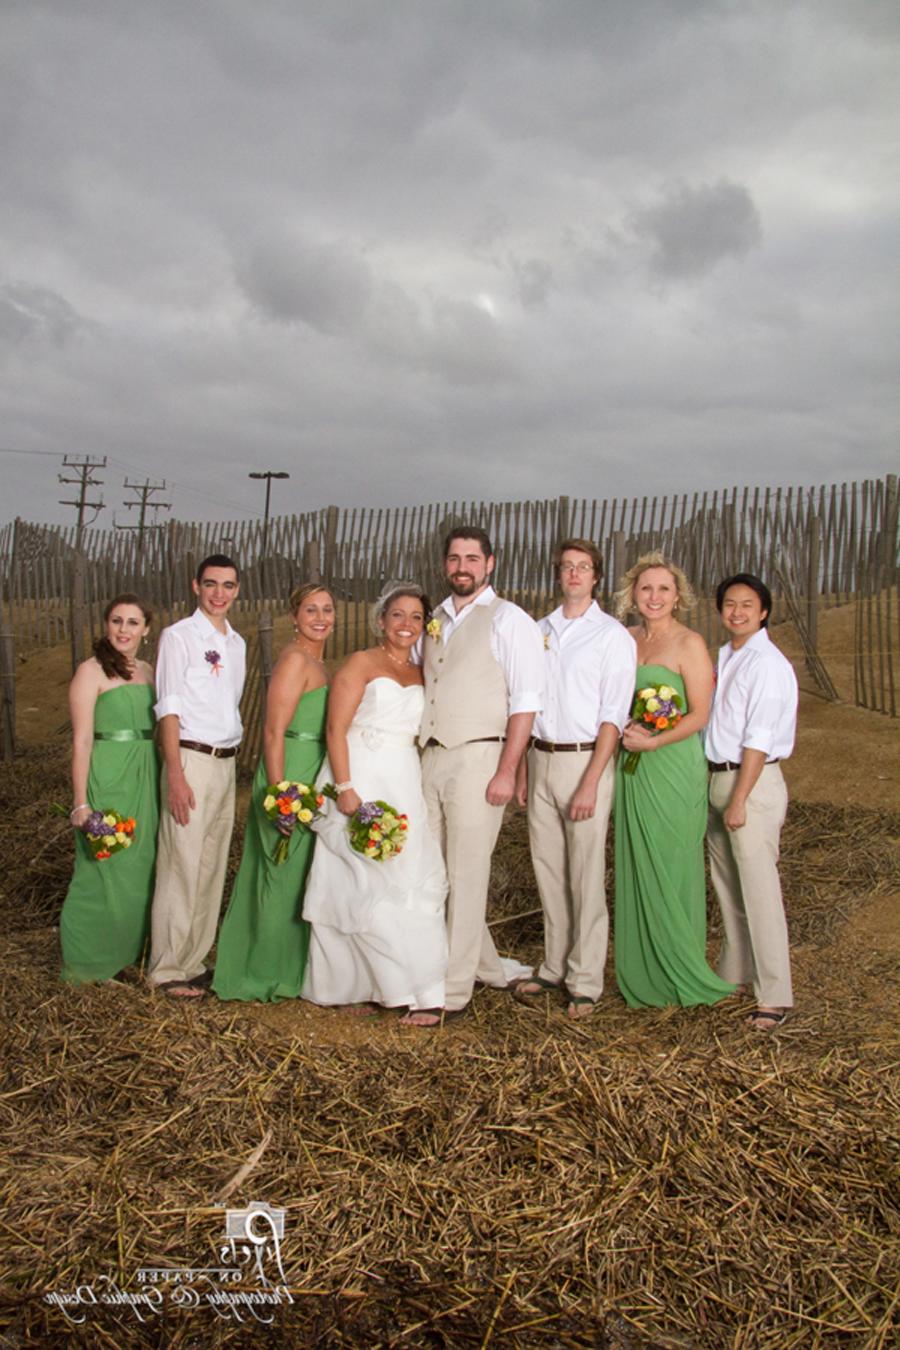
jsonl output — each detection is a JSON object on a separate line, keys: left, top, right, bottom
{"left": 196, "top": 554, "right": 240, "bottom": 583}
{"left": 715, "top": 573, "right": 772, "bottom": 627}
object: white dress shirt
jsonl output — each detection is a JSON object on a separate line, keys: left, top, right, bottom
{"left": 436, "top": 586, "right": 543, "bottom": 715}
{"left": 705, "top": 628, "right": 798, "bottom": 764}
{"left": 534, "top": 602, "right": 636, "bottom": 742}
{"left": 154, "top": 609, "right": 246, "bottom": 748}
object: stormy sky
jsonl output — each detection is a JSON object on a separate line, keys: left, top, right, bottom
{"left": 1, "top": 0, "right": 897, "bottom": 530}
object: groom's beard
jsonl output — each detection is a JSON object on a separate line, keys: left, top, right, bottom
{"left": 448, "top": 573, "right": 484, "bottom": 596}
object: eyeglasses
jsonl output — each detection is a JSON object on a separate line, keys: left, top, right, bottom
{"left": 559, "top": 562, "right": 593, "bottom": 574}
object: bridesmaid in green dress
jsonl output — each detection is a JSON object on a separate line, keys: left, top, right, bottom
{"left": 612, "top": 553, "right": 733, "bottom": 1008}
{"left": 212, "top": 583, "right": 335, "bottom": 1002}
{"left": 61, "top": 595, "right": 158, "bottom": 983}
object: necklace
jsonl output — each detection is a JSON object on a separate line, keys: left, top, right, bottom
{"left": 382, "top": 643, "right": 412, "bottom": 668}
{"left": 295, "top": 641, "right": 326, "bottom": 667}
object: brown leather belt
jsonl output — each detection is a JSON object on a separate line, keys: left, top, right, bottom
{"left": 424, "top": 736, "right": 505, "bottom": 748}
{"left": 531, "top": 738, "right": 597, "bottom": 753}
{"left": 179, "top": 739, "right": 239, "bottom": 759}
{"left": 708, "top": 758, "right": 780, "bottom": 772}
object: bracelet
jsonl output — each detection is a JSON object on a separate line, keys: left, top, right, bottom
{"left": 334, "top": 781, "right": 353, "bottom": 793}
{"left": 70, "top": 803, "right": 89, "bottom": 817}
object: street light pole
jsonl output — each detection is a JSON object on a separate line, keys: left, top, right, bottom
{"left": 248, "top": 470, "right": 290, "bottom": 598}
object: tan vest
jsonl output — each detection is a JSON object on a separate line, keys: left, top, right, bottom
{"left": 419, "top": 598, "right": 509, "bottom": 748}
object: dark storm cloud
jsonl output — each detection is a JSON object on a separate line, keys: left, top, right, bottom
{"left": 236, "top": 234, "right": 373, "bottom": 333}
{"left": 634, "top": 180, "right": 763, "bottom": 280}
{"left": 0, "top": 0, "right": 896, "bottom": 526}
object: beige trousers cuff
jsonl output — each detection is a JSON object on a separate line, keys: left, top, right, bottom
{"left": 148, "top": 749, "right": 236, "bottom": 986}
{"left": 707, "top": 764, "right": 793, "bottom": 1008}
{"left": 422, "top": 742, "right": 508, "bottom": 1011}
{"left": 527, "top": 749, "right": 614, "bottom": 1001}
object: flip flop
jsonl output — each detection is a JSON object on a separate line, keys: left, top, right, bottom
{"left": 398, "top": 1007, "right": 443, "bottom": 1028}
{"left": 513, "top": 976, "right": 562, "bottom": 1000}
{"left": 162, "top": 982, "right": 206, "bottom": 1000}
{"left": 566, "top": 995, "right": 598, "bottom": 1020}
{"left": 747, "top": 1008, "right": 787, "bottom": 1030}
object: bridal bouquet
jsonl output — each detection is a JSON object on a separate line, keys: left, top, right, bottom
{"left": 262, "top": 781, "right": 325, "bottom": 864}
{"left": 81, "top": 810, "right": 136, "bottom": 861}
{"left": 322, "top": 785, "right": 408, "bottom": 861}
{"left": 622, "top": 683, "right": 685, "bottom": 776}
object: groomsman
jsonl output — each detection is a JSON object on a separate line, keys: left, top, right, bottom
{"left": 705, "top": 573, "right": 798, "bottom": 1030}
{"left": 515, "top": 539, "right": 635, "bottom": 1017}
{"left": 148, "top": 555, "right": 246, "bottom": 998}
{"left": 420, "top": 526, "right": 544, "bottom": 1014}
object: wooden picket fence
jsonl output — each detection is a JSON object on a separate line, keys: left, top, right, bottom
{"left": 0, "top": 476, "right": 897, "bottom": 764}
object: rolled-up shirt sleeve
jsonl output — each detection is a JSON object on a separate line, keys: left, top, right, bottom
{"left": 153, "top": 628, "right": 186, "bottom": 722}
{"left": 741, "top": 662, "right": 796, "bottom": 756}
{"left": 493, "top": 604, "right": 544, "bottom": 716}
{"left": 597, "top": 629, "right": 637, "bottom": 733}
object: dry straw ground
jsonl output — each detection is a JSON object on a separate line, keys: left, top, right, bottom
{"left": 0, "top": 602, "right": 898, "bottom": 1348}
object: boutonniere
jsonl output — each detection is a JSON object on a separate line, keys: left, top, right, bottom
{"left": 426, "top": 618, "right": 442, "bottom": 641}
{"left": 543, "top": 633, "right": 551, "bottom": 650}
{"left": 205, "top": 649, "right": 223, "bottom": 676}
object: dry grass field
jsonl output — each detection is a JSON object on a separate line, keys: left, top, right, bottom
{"left": 0, "top": 601, "right": 897, "bottom": 1347}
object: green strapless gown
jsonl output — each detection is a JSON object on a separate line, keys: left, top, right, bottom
{"left": 212, "top": 685, "right": 327, "bottom": 1002}
{"left": 60, "top": 684, "right": 159, "bottom": 983}
{"left": 613, "top": 665, "right": 733, "bottom": 1008}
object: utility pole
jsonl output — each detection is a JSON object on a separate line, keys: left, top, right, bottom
{"left": 115, "top": 477, "right": 172, "bottom": 555}
{"left": 58, "top": 455, "right": 107, "bottom": 548}
{"left": 248, "top": 470, "right": 289, "bottom": 597}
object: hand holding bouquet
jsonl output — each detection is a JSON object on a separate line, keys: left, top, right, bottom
{"left": 322, "top": 784, "right": 408, "bottom": 861}
{"left": 81, "top": 810, "right": 136, "bottom": 861}
{"left": 262, "top": 781, "right": 325, "bottom": 864}
{"left": 622, "top": 684, "right": 684, "bottom": 775}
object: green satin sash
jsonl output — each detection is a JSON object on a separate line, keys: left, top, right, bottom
{"left": 93, "top": 729, "right": 155, "bottom": 742}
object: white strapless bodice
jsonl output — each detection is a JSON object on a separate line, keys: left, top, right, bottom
{"left": 346, "top": 677, "right": 424, "bottom": 749}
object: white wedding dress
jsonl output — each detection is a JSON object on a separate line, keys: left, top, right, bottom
{"left": 302, "top": 678, "right": 449, "bottom": 1011}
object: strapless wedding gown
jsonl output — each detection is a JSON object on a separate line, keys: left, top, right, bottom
{"left": 302, "top": 678, "right": 448, "bottom": 1011}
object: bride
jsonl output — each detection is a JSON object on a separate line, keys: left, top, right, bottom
{"left": 301, "top": 582, "right": 449, "bottom": 1026}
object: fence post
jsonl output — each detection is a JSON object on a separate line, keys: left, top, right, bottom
{"left": 883, "top": 474, "right": 899, "bottom": 576}
{"left": 323, "top": 505, "right": 339, "bottom": 579}
{"left": 304, "top": 539, "right": 322, "bottom": 583}
{"left": 258, "top": 611, "right": 274, "bottom": 691}
{"left": 257, "top": 610, "right": 274, "bottom": 745}
{"left": 70, "top": 550, "right": 87, "bottom": 672}
{"left": 603, "top": 530, "right": 627, "bottom": 614}
{"left": 556, "top": 495, "right": 571, "bottom": 545}
{"left": 612, "top": 531, "right": 626, "bottom": 591}
{"left": 0, "top": 623, "right": 15, "bottom": 760}
{"left": 806, "top": 516, "right": 820, "bottom": 675}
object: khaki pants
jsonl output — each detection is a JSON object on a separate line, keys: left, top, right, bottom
{"left": 421, "top": 742, "right": 509, "bottom": 1011}
{"left": 707, "top": 763, "right": 793, "bottom": 1008}
{"left": 527, "top": 749, "right": 614, "bottom": 1001}
{"left": 148, "top": 748, "right": 236, "bottom": 986}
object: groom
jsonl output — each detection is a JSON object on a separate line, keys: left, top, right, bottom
{"left": 420, "top": 526, "right": 544, "bottom": 1014}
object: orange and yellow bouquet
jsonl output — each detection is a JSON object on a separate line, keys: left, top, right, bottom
{"left": 81, "top": 810, "right": 137, "bottom": 861}
{"left": 622, "top": 683, "right": 685, "bottom": 775}
{"left": 262, "top": 781, "right": 325, "bottom": 865}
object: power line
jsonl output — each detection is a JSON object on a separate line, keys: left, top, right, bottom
{"left": 0, "top": 446, "right": 64, "bottom": 457}
{"left": 58, "top": 455, "right": 107, "bottom": 547}
{"left": 115, "top": 478, "right": 172, "bottom": 554}
{"left": 1, "top": 444, "right": 266, "bottom": 519}
{"left": 103, "top": 453, "right": 264, "bottom": 515}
